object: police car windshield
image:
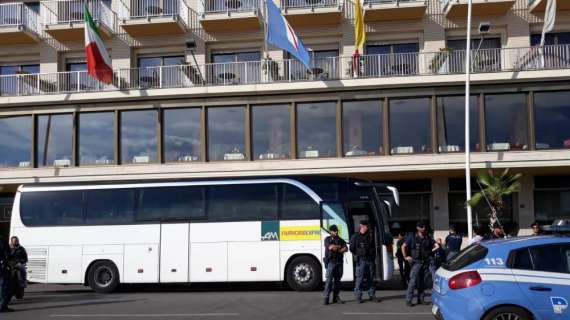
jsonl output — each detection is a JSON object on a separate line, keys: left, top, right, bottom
{"left": 443, "top": 244, "right": 488, "bottom": 271}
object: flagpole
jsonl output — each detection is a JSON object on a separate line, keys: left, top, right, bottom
{"left": 263, "top": 0, "right": 269, "bottom": 58}
{"left": 465, "top": 0, "right": 473, "bottom": 240}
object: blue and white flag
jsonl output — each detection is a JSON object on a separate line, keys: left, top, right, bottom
{"left": 266, "top": 0, "right": 311, "bottom": 70}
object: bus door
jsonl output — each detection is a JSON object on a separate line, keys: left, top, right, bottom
{"left": 159, "top": 222, "right": 190, "bottom": 283}
{"left": 347, "top": 201, "right": 385, "bottom": 282}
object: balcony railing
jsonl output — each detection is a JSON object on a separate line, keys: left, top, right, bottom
{"left": 0, "top": 2, "right": 40, "bottom": 34}
{"left": 42, "top": 0, "right": 116, "bottom": 30}
{"left": 203, "top": 0, "right": 259, "bottom": 14}
{"left": 1, "top": 45, "right": 569, "bottom": 97}
{"left": 119, "top": 0, "right": 189, "bottom": 23}
{"left": 364, "top": 0, "right": 425, "bottom": 4}
{"left": 282, "top": 0, "right": 339, "bottom": 10}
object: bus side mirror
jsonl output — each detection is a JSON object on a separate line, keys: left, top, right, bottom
{"left": 387, "top": 186, "right": 399, "bottom": 206}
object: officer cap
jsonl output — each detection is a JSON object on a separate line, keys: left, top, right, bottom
{"left": 329, "top": 225, "right": 339, "bottom": 232}
{"left": 360, "top": 220, "right": 370, "bottom": 226}
{"left": 449, "top": 224, "right": 456, "bottom": 231}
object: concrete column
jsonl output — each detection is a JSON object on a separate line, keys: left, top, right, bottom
{"left": 432, "top": 176, "right": 449, "bottom": 241}
{"left": 517, "top": 174, "right": 534, "bottom": 236}
{"left": 39, "top": 43, "right": 59, "bottom": 73}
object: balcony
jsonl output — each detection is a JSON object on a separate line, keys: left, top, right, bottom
{"left": 442, "top": 0, "right": 515, "bottom": 18}
{"left": 364, "top": 0, "right": 426, "bottom": 22}
{"left": 0, "top": 44, "right": 568, "bottom": 97}
{"left": 200, "top": 0, "right": 260, "bottom": 32}
{"left": 118, "top": 0, "right": 190, "bottom": 37}
{"left": 528, "top": 0, "right": 570, "bottom": 14}
{"left": 42, "top": 0, "right": 116, "bottom": 42}
{"left": 282, "top": 0, "right": 342, "bottom": 27}
{"left": 0, "top": 2, "right": 40, "bottom": 44}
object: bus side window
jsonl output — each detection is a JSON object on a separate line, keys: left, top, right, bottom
{"left": 138, "top": 186, "right": 206, "bottom": 221}
{"left": 281, "top": 184, "right": 319, "bottom": 220}
{"left": 21, "top": 191, "right": 83, "bottom": 226}
{"left": 85, "top": 189, "right": 136, "bottom": 224}
{"left": 207, "top": 184, "right": 278, "bottom": 221}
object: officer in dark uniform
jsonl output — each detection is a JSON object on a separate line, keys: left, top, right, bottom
{"left": 323, "top": 225, "right": 347, "bottom": 305}
{"left": 444, "top": 224, "right": 463, "bottom": 261}
{"left": 0, "top": 236, "right": 14, "bottom": 312}
{"left": 402, "top": 221, "right": 437, "bottom": 307}
{"left": 349, "top": 220, "right": 378, "bottom": 303}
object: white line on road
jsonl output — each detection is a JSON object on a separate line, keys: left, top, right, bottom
{"left": 50, "top": 313, "right": 238, "bottom": 318}
{"left": 343, "top": 312, "right": 431, "bottom": 315}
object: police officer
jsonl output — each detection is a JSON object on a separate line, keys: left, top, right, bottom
{"left": 402, "top": 221, "right": 437, "bottom": 307}
{"left": 530, "top": 221, "right": 543, "bottom": 236}
{"left": 349, "top": 220, "right": 378, "bottom": 303}
{"left": 444, "top": 224, "right": 462, "bottom": 261}
{"left": 484, "top": 223, "right": 505, "bottom": 240}
{"left": 0, "top": 236, "right": 13, "bottom": 312}
{"left": 323, "top": 225, "right": 347, "bottom": 305}
{"left": 10, "top": 236, "right": 28, "bottom": 295}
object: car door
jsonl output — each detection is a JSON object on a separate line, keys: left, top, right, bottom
{"left": 512, "top": 243, "right": 570, "bottom": 318}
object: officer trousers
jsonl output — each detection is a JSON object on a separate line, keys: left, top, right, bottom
{"left": 353, "top": 258, "right": 375, "bottom": 300}
{"left": 0, "top": 270, "right": 11, "bottom": 309}
{"left": 323, "top": 261, "right": 343, "bottom": 299}
{"left": 405, "top": 259, "right": 436, "bottom": 302}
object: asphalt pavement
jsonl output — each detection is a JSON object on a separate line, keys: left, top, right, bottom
{"left": 2, "top": 281, "right": 433, "bottom": 320}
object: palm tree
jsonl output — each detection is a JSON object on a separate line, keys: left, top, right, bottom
{"left": 467, "top": 168, "right": 522, "bottom": 231}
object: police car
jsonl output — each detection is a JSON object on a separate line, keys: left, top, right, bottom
{"left": 432, "top": 223, "right": 570, "bottom": 320}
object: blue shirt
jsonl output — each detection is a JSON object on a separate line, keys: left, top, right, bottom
{"left": 445, "top": 233, "right": 463, "bottom": 252}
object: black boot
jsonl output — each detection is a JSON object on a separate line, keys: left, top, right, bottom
{"left": 332, "top": 296, "right": 345, "bottom": 304}
{"left": 323, "top": 298, "right": 330, "bottom": 305}
{"left": 406, "top": 300, "right": 414, "bottom": 307}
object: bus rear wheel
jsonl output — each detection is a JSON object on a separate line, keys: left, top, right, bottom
{"left": 286, "top": 256, "right": 321, "bottom": 291}
{"left": 87, "top": 260, "right": 120, "bottom": 293}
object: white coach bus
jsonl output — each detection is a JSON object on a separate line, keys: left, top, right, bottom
{"left": 10, "top": 176, "right": 399, "bottom": 293}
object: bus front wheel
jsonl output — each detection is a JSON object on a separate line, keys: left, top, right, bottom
{"left": 286, "top": 256, "right": 321, "bottom": 291}
{"left": 87, "top": 260, "right": 120, "bottom": 293}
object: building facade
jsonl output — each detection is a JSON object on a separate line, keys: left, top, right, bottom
{"left": 0, "top": 0, "right": 569, "bottom": 239}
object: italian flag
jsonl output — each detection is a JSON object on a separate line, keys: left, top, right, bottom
{"left": 84, "top": 1, "right": 113, "bottom": 84}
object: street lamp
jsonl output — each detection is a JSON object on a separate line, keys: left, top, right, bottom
{"left": 465, "top": 0, "right": 474, "bottom": 240}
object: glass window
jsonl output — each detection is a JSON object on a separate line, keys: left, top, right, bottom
{"left": 20, "top": 191, "right": 83, "bottom": 226}
{"left": 534, "top": 176, "right": 570, "bottom": 224}
{"left": 37, "top": 114, "right": 73, "bottom": 167}
{"left": 138, "top": 186, "right": 206, "bottom": 220}
{"left": 530, "top": 245, "right": 570, "bottom": 274}
{"left": 343, "top": 100, "right": 383, "bottom": 156}
{"left": 0, "top": 116, "right": 32, "bottom": 167}
{"left": 444, "top": 244, "right": 488, "bottom": 271}
{"left": 534, "top": 91, "right": 570, "bottom": 150}
{"left": 121, "top": 110, "right": 158, "bottom": 164}
{"left": 512, "top": 248, "right": 533, "bottom": 270}
{"left": 485, "top": 93, "right": 528, "bottom": 151}
{"left": 137, "top": 55, "right": 185, "bottom": 88}
{"left": 79, "top": 112, "right": 115, "bottom": 165}
{"left": 85, "top": 189, "right": 135, "bottom": 224}
{"left": 286, "top": 49, "right": 339, "bottom": 81}
{"left": 381, "top": 180, "right": 431, "bottom": 235}
{"left": 530, "top": 32, "right": 570, "bottom": 46}
{"left": 366, "top": 43, "right": 419, "bottom": 76}
{"left": 447, "top": 38, "right": 501, "bottom": 73}
{"left": 0, "top": 64, "right": 40, "bottom": 96}
{"left": 65, "top": 61, "right": 95, "bottom": 92}
{"left": 207, "top": 184, "right": 278, "bottom": 221}
{"left": 281, "top": 184, "right": 319, "bottom": 220}
{"left": 297, "top": 102, "right": 337, "bottom": 158}
{"left": 164, "top": 108, "right": 201, "bottom": 162}
{"left": 210, "top": 51, "right": 261, "bottom": 85}
{"left": 437, "top": 96, "right": 479, "bottom": 153}
{"left": 252, "top": 104, "right": 291, "bottom": 160}
{"left": 207, "top": 106, "right": 245, "bottom": 161}
{"left": 389, "top": 98, "right": 431, "bottom": 154}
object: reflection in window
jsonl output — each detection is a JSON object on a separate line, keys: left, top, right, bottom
{"left": 447, "top": 38, "right": 501, "bottom": 73}
{"left": 343, "top": 100, "right": 382, "bottom": 156}
{"left": 37, "top": 114, "right": 73, "bottom": 167}
{"left": 437, "top": 96, "right": 479, "bottom": 153}
{"left": 534, "top": 176, "right": 570, "bottom": 224}
{"left": 252, "top": 104, "right": 290, "bottom": 160}
{"left": 366, "top": 43, "right": 419, "bottom": 76}
{"left": 297, "top": 102, "right": 337, "bottom": 158}
{"left": 210, "top": 51, "right": 261, "bottom": 85}
{"left": 121, "top": 110, "right": 157, "bottom": 164}
{"left": 485, "top": 94, "right": 528, "bottom": 151}
{"left": 381, "top": 180, "right": 431, "bottom": 235}
{"left": 79, "top": 112, "right": 115, "bottom": 165}
{"left": 534, "top": 91, "right": 570, "bottom": 150}
{"left": 389, "top": 98, "right": 431, "bottom": 154}
{"left": 0, "top": 116, "right": 32, "bottom": 167}
{"left": 164, "top": 108, "right": 201, "bottom": 162}
{"left": 137, "top": 55, "right": 186, "bottom": 88}
{"left": 207, "top": 106, "right": 245, "bottom": 161}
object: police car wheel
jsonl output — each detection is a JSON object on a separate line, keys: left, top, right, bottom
{"left": 286, "top": 256, "right": 321, "bottom": 292}
{"left": 88, "top": 260, "right": 120, "bottom": 294}
{"left": 482, "top": 306, "right": 532, "bottom": 320}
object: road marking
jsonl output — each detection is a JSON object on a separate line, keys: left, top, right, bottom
{"left": 343, "top": 312, "right": 432, "bottom": 315}
{"left": 50, "top": 314, "right": 238, "bottom": 318}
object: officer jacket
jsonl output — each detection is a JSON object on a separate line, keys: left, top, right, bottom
{"left": 10, "top": 246, "right": 28, "bottom": 264}
{"left": 405, "top": 233, "right": 435, "bottom": 262}
{"left": 349, "top": 231, "right": 375, "bottom": 259}
{"left": 324, "top": 236, "right": 347, "bottom": 264}
{"left": 445, "top": 233, "right": 463, "bottom": 253}
{"left": 0, "top": 240, "right": 8, "bottom": 272}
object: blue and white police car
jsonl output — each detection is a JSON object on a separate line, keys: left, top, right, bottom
{"left": 432, "top": 226, "right": 570, "bottom": 320}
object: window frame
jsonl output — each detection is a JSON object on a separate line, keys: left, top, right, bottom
{"left": 508, "top": 243, "right": 570, "bottom": 274}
